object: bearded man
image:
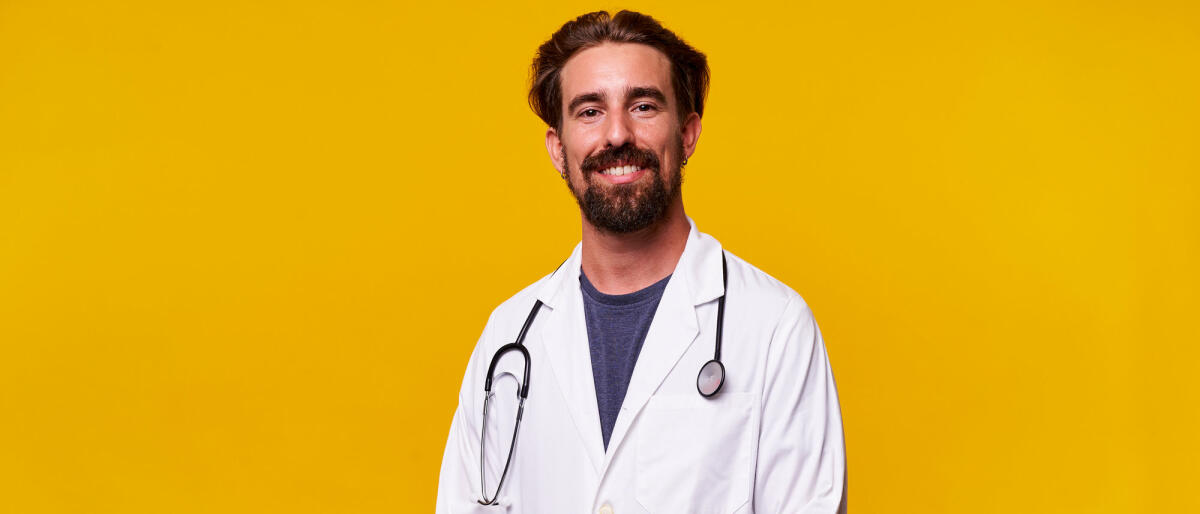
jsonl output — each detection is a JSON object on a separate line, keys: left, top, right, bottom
{"left": 437, "top": 10, "right": 847, "bottom": 513}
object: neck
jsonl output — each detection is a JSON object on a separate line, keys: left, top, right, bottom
{"left": 579, "top": 197, "right": 689, "bottom": 295}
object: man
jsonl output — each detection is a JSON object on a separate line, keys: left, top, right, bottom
{"left": 437, "top": 10, "right": 846, "bottom": 513}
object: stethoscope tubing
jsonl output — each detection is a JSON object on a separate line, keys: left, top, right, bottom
{"left": 478, "top": 300, "right": 541, "bottom": 505}
{"left": 715, "top": 255, "right": 727, "bottom": 361}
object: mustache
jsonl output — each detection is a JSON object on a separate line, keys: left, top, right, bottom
{"left": 580, "top": 144, "right": 660, "bottom": 174}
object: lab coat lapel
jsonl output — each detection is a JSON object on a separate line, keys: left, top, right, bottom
{"left": 534, "top": 246, "right": 605, "bottom": 478}
{"left": 602, "top": 220, "right": 725, "bottom": 467}
{"left": 601, "top": 268, "right": 699, "bottom": 467}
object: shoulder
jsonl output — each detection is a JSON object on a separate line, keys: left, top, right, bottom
{"left": 721, "top": 249, "right": 813, "bottom": 325}
{"left": 476, "top": 268, "right": 558, "bottom": 349}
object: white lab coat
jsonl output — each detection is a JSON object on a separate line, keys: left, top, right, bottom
{"left": 437, "top": 220, "right": 846, "bottom": 513}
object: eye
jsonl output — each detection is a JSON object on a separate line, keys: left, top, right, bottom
{"left": 580, "top": 108, "right": 600, "bottom": 118}
{"left": 634, "top": 104, "right": 657, "bottom": 112}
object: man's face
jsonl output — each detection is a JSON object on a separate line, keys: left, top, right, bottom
{"left": 547, "top": 42, "right": 701, "bottom": 233}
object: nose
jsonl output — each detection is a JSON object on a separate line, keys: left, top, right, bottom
{"left": 603, "top": 111, "right": 634, "bottom": 148}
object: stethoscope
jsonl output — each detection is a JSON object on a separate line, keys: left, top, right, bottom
{"left": 478, "top": 254, "right": 729, "bottom": 505}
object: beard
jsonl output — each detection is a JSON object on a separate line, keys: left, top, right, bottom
{"left": 563, "top": 139, "right": 684, "bottom": 234}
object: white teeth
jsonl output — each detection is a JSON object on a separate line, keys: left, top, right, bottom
{"left": 601, "top": 165, "right": 640, "bottom": 176}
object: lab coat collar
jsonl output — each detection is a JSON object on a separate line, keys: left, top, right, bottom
{"left": 533, "top": 217, "right": 725, "bottom": 310}
{"left": 532, "top": 217, "right": 726, "bottom": 475}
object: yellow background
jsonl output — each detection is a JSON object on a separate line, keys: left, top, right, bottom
{"left": 2, "top": 0, "right": 1197, "bottom": 512}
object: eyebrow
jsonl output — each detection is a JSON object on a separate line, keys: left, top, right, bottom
{"left": 628, "top": 86, "right": 667, "bottom": 105}
{"left": 566, "top": 86, "right": 670, "bottom": 115}
{"left": 567, "top": 92, "right": 606, "bottom": 114}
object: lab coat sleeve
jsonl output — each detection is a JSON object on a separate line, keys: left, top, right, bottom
{"left": 753, "top": 295, "right": 847, "bottom": 513}
{"left": 436, "top": 311, "right": 510, "bottom": 513}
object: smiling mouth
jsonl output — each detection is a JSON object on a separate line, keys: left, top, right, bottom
{"left": 597, "top": 164, "right": 646, "bottom": 176}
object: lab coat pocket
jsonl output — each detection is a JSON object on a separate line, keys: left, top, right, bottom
{"left": 635, "top": 393, "right": 755, "bottom": 514}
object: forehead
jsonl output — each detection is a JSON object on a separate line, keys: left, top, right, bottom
{"left": 560, "top": 42, "right": 673, "bottom": 103}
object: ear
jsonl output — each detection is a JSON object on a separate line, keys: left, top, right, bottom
{"left": 681, "top": 112, "right": 702, "bottom": 161}
{"left": 545, "top": 127, "right": 565, "bottom": 175}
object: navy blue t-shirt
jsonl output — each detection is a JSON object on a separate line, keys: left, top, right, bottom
{"left": 579, "top": 271, "right": 671, "bottom": 450}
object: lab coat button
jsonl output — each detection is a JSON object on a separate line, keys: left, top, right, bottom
{"left": 598, "top": 504, "right": 613, "bottom": 514}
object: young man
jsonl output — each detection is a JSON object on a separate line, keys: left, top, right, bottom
{"left": 437, "top": 11, "right": 846, "bottom": 513}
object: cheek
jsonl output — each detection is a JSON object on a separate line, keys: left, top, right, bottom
{"left": 565, "top": 139, "right": 603, "bottom": 168}
{"left": 561, "top": 129, "right": 596, "bottom": 157}
{"left": 636, "top": 122, "right": 678, "bottom": 149}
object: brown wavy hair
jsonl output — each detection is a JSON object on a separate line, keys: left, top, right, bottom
{"left": 529, "top": 10, "right": 710, "bottom": 131}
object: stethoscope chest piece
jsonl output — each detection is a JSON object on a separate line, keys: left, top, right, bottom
{"left": 696, "top": 253, "right": 730, "bottom": 399}
{"left": 697, "top": 359, "right": 725, "bottom": 397}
